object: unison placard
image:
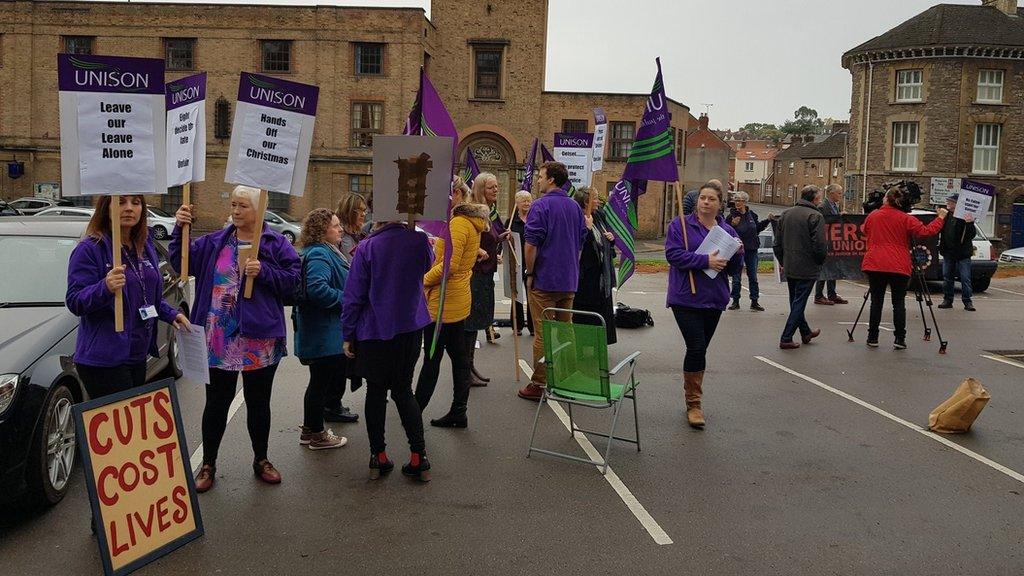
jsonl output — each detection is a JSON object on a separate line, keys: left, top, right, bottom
{"left": 553, "top": 132, "right": 594, "bottom": 188}
{"left": 165, "top": 73, "right": 207, "bottom": 187}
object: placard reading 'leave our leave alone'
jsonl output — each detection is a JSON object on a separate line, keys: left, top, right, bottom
{"left": 58, "top": 54, "right": 167, "bottom": 196}
{"left": 165, "top": 73, "right": 207, "bottom": 187}
{"left": 224, "top": 73, "right": 319, "bottom": 196}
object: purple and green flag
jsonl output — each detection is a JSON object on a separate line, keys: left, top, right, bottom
{"left": 605, "top": 179, "right": 644, "bottom": 288}
{"left": 461, "top": 147, "right": 481, "bottom": 187}
{"left": 621, "top": 57, "right": 678, "bottom": 185}
{"left": 519, "top": 138, "right": 538, "bottom": 193}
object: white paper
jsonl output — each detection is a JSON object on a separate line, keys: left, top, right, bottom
{"left": 503, "top": 231, "right": 526, "bottom": 304}
{"left": 75, "top": 93, "right": 157, "bottom": 194}
{"left": 227, "top": 105, "right": 303, "bottom": 193}
{"left": 954, "top": 190, "right": 992, "bottom": 221}
{"left": 174, "top": 325, "right": 210, "bottom": 385}
{"left": 553, "top": 145, "right": 593, "bottom": 188}
{"left": 694, "top": 225, "right": 740, "bottom": 279}
{"left": 166, "top": 101, "right": 206, "bottom": 186}
{"left": 592, "top": 122, "right": 608, "bottom": 172}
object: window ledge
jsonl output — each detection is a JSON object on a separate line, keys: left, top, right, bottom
{"left": 972, "top": 101, "right": 1009, "bottom": 106}
{"left": 469, "top": 98, "right": 506, "bottom": 104}
{"left": 893, "top": 100, "right": 925, "bottom": 105}
{"left": 355, "top": 73, "right": 386, "bottom": 79}
{"left": 260, "top": 70, "right": 294, "bottom": 75}
{"left": 969, "top": 172, "right": 999, "bottom": 177}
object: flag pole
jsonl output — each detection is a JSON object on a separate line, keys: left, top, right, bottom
{"left": 674, "top": 184, "right": 696, "bottom": 295}
{"left": 110, "top": 196, "right": 125, "bottom": 332}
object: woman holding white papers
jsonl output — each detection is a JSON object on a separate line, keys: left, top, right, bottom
{"left": 664, "top": 180, "right": 743, "bottom": 429}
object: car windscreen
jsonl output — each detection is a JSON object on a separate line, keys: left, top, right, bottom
{"left": 274, "top": 211, "right": 299, "bottom": 223}
{"left": 148, "top": 206, "right": 172, "bottom": 217}
{"left": 0, "top": 235, "right": 78, "bottom": 305}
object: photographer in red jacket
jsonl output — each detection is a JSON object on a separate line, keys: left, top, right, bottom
{"left": 861, "top": 187, "right": 947, "bottom": 350}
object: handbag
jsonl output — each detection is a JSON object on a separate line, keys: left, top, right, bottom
{"left": 614, "top": 302, "right": 654, "bottom": 329}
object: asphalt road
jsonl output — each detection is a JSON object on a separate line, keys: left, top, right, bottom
{"left": 3, "top": 272, "right": 1024, "bottom": 575}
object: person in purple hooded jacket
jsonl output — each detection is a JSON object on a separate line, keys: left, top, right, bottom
{"left": 170, "top": 185, "right": 300, "bottom": 492}
{"left": 665, "top": 180, "right": 744, "bottom": 430}
{"left": 66, "top": 195, "right": 191, "bottom": 400}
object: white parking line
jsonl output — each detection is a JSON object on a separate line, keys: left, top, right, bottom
{"left": 189, "top": 387, "right": 246, "bottom": 474}
{"left": 755, "top": 356, "right": 1024, "bottom": 485}
{"left": 988, "top": 286, "right": 1024, "bottom": 297}
{"left": 837, "top": 321, "right": 893, "bottom": 332}
{"left": 519, "top": 359, "right": 672, "bottom": 546}
{"left": 981, "top": 354, "right": 1024, "bottom": 370}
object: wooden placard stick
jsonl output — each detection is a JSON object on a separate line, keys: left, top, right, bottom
{"left": 507, "top": 240, "right": 522, "bottom": 382}
{"left": 674, "top": 184, "right": 696, "bottom": 295}
{"left": 243, "top": 189, "right": 269, "bottom": 299}
{"left": 180, "top": 182, "right": 191, "bottom": 283}
{"left": 110, "top": 197, "right": 125, "bottom": 332}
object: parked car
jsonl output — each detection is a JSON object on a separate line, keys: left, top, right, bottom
{"left": 0, "top": 217, "right": 187, "bottom": 507}
{"left": 999, "top": 246, "right": 1024, "bottom": 264}
{"left": 0, "top": 200, "right": 21, "bottom": 216}
{"left": 34, "top": 205, "right": 178, "bottom": 240}
{"left": 265, "top": 210, "right": 301, "bottom": 243}
{"left": 7, "top": 197, "right": 74, "bottom": 215}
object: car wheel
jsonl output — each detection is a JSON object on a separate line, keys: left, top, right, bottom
{"left": 27, "top": 383, "right": 76, "bottom": 506}
{"left": 283, "top": 231, "right": 296, "bottom": 244}
{"left": 160, "top": 325, "right": 184, "bottom": 380}
{"left": 973, "top": 276, "right": 990, "bottom": 293}
{"left": 152, "top": 225, "right": 168, "bottom": 240}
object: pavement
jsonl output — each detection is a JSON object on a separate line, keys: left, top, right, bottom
{"left": 3, "top": 272, "right": 1024, "bottom": 575}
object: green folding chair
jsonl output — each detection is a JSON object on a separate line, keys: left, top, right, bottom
{"left": 526, "top": 308, "right": 641, "bottom": 474}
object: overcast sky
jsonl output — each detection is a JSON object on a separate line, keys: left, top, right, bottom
{"left": 91, "top": 0, "right": 980, "bottom": 129}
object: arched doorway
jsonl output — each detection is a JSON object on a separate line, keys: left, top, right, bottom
{"left": 458, "top": 132, "right": 518, "bottom": 218}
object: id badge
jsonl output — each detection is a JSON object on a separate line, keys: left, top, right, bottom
{"left": 139, "top": 305, "right": 158, "bottom": 321}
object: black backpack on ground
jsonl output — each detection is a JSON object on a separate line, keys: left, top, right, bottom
{"left": 614, "top": 302, "right": 654, "bottom": 329}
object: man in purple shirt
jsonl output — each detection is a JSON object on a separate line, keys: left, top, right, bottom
{"left": 519, "top": 161, "right": 588, "bottom": 401}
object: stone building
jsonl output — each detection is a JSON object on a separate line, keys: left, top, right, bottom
{"left": 0, "top": 0, "right": 688, "bottom": 238}
{"left": 843, "top": 0, "right": 1024, "bottom": 243}
{"left": 766, "top": 132, "right": 848, "bottom": 208}
{"left": 682, "top": 113, "right": 730, "bottom": 194}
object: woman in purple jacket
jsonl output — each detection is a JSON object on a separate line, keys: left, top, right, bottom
{"left": 664, "top": 180, "right": 744, "bottom": 430}
{"left": 171, "top": 185, "right": 301, "bottom": 491}
{"left": 66, "top": 195, "right": 191, "bottom": 399}
{"left": 342, "top": 222, "right": 435, "bottom": 482}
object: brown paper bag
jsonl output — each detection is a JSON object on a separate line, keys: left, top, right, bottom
{"left": 928, "top": 378, "right": 990, "bottom": 433}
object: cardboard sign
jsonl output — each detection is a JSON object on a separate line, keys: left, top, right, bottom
{"left": 591, "top": 108, "right": 607, "bottom": 172}
{"left": 930, "top": 177, "right": 961, "bottom": 205}
{"left": 73, "top": 378, "right": 203, "bottom": 576}
{"left": 503, "top": 231, "right": 526, "bottom": 304}
{"left": 58, "top": 54, "right": 167, "bottom": 196}
{"left": 166, "top": 73, "right": 207, "bottom": 187}
{"left": 954, "top": 179, "right": 995, "bottom": 221}
{"left": 224, "top": 73, "right": 319, "bottom": 196}
{"left": 371, "top": 135, "right": 454, "bottom": 223}
{"left": 553, "top": 132, "right": 594, "bottom": 188}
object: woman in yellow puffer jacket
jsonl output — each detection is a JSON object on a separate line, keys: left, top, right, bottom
{"left": 414, "top": 194, "right": 490, "bottom": 429}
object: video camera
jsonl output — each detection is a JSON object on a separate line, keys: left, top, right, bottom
{"left": 862, "top": 180, "right": 922, "bottom": 214}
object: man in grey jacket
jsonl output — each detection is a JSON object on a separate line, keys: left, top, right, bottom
{"left": 774, "top": 185, "right": 829, "bottom": 349}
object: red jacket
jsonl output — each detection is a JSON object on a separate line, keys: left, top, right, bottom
{"left": 862, "top": 205, "right": 945, "bottom": 276}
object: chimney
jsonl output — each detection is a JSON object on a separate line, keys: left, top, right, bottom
{"left": 982, "top": 0, "right": 1018, "bottom": 16}
{"left": 698, "top": 113, "right": 709, "bottom": 131}
{"left": 803, "top": 134, "right": 816, "bottom": 143}
{"left": 739, "top": 140, "right": 746, "bottom": 149}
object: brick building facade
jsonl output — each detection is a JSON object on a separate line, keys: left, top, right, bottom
{"left": 682, "top": 113, "right": 730, "bottom": 194}
{"left": 844, "top": 0, "right": 1024, "bottom": 243}
{"left": 766, "top": 132, "right": 848, "bottom": 208}
{"left": 0, "top": 0, "right": 688, "bottom": 238}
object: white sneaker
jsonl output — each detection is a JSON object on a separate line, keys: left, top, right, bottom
{"left": 308, "top": 429, "right": 348, "bottom": 450}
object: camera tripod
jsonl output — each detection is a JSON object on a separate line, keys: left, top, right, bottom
{"left": 846, "top": 247, "right": 948, "bottom": 354}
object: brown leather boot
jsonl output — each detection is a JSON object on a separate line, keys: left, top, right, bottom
{"left": 683, "top": 371, "right": 706, "bottom": 429}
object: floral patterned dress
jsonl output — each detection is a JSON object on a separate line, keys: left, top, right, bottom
{"left": 205, "top": 235, "right": 286, "bottom": 372}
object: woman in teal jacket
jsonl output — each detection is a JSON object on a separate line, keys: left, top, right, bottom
{"left": 293, "top": 209, "right": 350, "bottom": 450}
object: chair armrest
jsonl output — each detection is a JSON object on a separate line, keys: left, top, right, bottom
{"left": 609, "top": 351, "right": 641, "bottom": 376}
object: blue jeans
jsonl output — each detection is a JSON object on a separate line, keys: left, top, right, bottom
{"left": 942, "top": 257, "right": 973, "bottom": 303}
{"left": 781, "top": 279, "right": 816, "bottom": 342}
{"left": 730, "top": 249, "right": 760, "bottom": 301}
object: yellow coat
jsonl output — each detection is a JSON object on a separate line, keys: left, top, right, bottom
{"left": 423, "top": 203, "right": 490, "bottom": 323}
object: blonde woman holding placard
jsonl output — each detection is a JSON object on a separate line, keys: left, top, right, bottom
{"left": 170, "top": 185, "right": 301, "bottom": 491}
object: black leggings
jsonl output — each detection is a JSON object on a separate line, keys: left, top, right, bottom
{"left": 414, "top": 320, "right": 471, "bottom": 411}
{"left": 77, "top": 362, "right": 147, "bottom": 400}
{"left": 362, "top": 330, "right": 426, "bottom": 455}
{"left": 671, "top": 306, "right": 723, "bottom": 373}
{"left": 867, "top": 271, "right": 910, "bottom": 340}
{"left": 203, "top": 364, "right": 278, "bottom": 466}
{"left": 324, "top": 354, "right": 362, "bottom": 410}
{"left": 304, "top": 355, "right": 344, "bottom": 432}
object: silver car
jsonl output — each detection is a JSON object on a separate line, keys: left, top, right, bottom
{"left": 33, "top": 206, "right": 178, "bottom": 240}
{"left": 264, "top": 210, "right": 302, "bottom": 243}
{"left": 8, "top": 197, "right": 74, "bottom": 215}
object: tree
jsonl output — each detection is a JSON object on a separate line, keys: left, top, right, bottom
{"left": 739, "top": 122, "right": 785, "bottom": 141}
{"left": 781, "top": 106, "right": 825, "bottom": 135}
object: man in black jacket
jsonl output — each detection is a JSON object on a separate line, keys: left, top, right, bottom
{"left": 774, "top": 185, "right": 829, "bottom": 349}
{"left": 937, "top": 193, "right": 977, "bottom": 311}
{"left": 814, "top": 184, "right": 849, "bottom": 305}
{"left": 727, "top": 191, "right": 772, "bottom": 311}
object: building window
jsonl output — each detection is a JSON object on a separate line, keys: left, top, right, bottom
{"left": 163, "top": 185, "right": 184, "bottom": 213}
{"left": 895, "top": 69, "right": 923, "bottom": 102}
{"left": 675, "top": 128, "right": 684, "bottom": 164}
{"left": 608, "top": 122, "right": 635, "bottom": 160}
{"left": 260, "top": 40, "right": 292, "bottom": 73}
{"left": 744, "top": 162, "right": 754, "bottom": 172}
{"left": 892, "top": 122, "right": 919, "bottom": 172}
{"left": 777, "top": 165, "right": 782, "bottom": 175}
{"left": 63, "top": 36, "right": 94, "bottom": 55}
{"left": 351, "top": 102, "right": 383, "bottom": 148}
{"left": 788, "top": 161, "right": 794, "bottom": 175}
{"left": 817, "top": 163, "right": 824, "bottom": 178}
{"left": 973, "top": 123, "right": 1001, "bottom": 174}
{"left": 349, "top": 174, "right": 373, "bottom": 195}
{"left": 977, "top": 69, "right": 1004, "bottom": 103}
{"left": 267, "top": 192, "right": 289, "bottom": 213}
{"left": 473, "top": 47, "right": 503, "bottom": 99}
{"left": 164, "top": 38, "right": 195, "bottom": 71}
{"left": 214, "top": 97, "right": 231, "bottom": 140}
{"left": 354, "top": 43, "right": 384, "bottom": 75}
{"left": 803, "top": 161, "right": 809, "bottom": 176}
{"left": 562, "top": 119, "right": 588, "bottom": 134}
